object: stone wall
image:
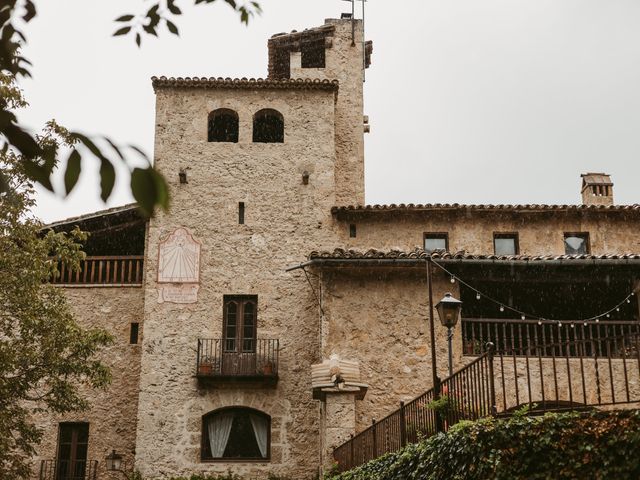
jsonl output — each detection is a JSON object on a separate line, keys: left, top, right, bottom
{"left": 333, "top": 210, "right": 640, "bottom": 254}
{"left": 31, "top": 287, "right": 144, "bottom": 480}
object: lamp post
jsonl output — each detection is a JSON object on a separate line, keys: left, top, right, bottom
{"left": 435, "top": 293, "right": 463, "bottom": 376}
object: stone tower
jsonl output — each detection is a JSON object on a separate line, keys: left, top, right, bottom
{"left": 133, "top": 18, "right": 372, "bottom": 478}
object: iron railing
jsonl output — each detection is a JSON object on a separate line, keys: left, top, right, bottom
{"left": 333, "top": 329, "right": 640, "bottom": 472}
{"left": 49, "top": 256, "right": 144, "bottom": 286}
{"left": 39, "top": 459, "right": 98, "bottom": 480}
{"left": 196, "top": 338, "right": 279, "bottom": 378}
{"left": 462, "top": 318, "right": 640, "bottom": 357}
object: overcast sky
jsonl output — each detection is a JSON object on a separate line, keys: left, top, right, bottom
{"left": 17, "top": 0, "right": 640, "bottom": 223}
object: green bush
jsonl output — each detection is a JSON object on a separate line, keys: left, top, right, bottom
{"left": 328, "top": 409, "right": 640, "bottom": 480}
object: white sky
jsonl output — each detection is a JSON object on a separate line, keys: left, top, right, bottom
{"left": 17, "top": 0, "right": 640, "bottom": 223}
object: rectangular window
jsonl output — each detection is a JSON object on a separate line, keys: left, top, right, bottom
{"left": 238, "top": 202, "right": 245, "bottom": 225}
{"left": 56, "top": 423, "right": 89, "bottom": 480}
{"left": 564, "top": 233, "right": 590, "bottom": 254}
{"left": 223, "top": 296, "right": 257, "bottom": 353}
{"left": 129, "top": 323, "right": 139, "bottom": 345}
{"left": 424, "top": 233, "right": 449, "bottom": 253}
{"left": 493, "top": 233, "right": 519, "bottom": 256}
{"left": 301, "top": 37, "right": 326, "bottom": 68}
{"left": 349, "top": 224, "right": 357, "bottom": 238}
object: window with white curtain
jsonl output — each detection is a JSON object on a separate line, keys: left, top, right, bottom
{"left": 201, "top": 408, "right": 270, "bottom": 461}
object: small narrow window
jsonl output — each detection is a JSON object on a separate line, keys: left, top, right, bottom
{"left": 564, "top": 233, "right": 590, "bottom": 255}
{"left": 238, "top": 202, "right": 245, "bottom": 225}
{"left": 253, "top": 109, "right": 284, "bottom": 143}
{"left": 424, "top": 233, "right": 449, "bottom": 253}
{"left": 493, "top": 233, "right": 519, "bottom": 256}
{"left": 349, "top": 224, "right": 357, "bottom": 238}
{"left": 208, "top": 109, "right": 239, "bottom": 143}
{"left": 129, "top": 323, "right": 139, "bottom": 345}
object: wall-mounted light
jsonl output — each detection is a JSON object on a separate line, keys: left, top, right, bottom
{"left": 302, "top": 171, "right": 310, "bottom": 185}
{"left": 105, "top": 450, "right": 123, "bottom": 472}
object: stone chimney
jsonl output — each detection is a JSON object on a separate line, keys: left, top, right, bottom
{"left": 581, "top": 173, "right": 614, "bottom": 206}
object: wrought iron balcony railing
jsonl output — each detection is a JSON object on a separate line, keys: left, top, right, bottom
{"left": 49, "top": 256, "right": 144, "bottom": 286}
{"left": 39, "top": 459, "right": 98, "bottom": 480}
{"left": 196, "top": 338, "right": 279, "bottom": 385}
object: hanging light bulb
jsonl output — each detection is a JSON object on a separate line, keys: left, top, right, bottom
{"left": 616, "top": 307, "right": 620, "bottom": 312}
{"left": 570, "top": 323, "right": 575, "bottom": 328}
{"left": 500, "top": 305, "right": 505, "bottom": 312}
{"left": 476, "top": 292, "right": 481, "bottom": 300}
{"left": 583, "top": 322, "right": 587, "bottom": 327}
{"left": 537, "top": 320, "right": 542, "bottom": 326}
{"left": 521, "top": 315, "right": 526, "bottom": 320}
{"left": 606, "top": 314, "right": 611, "bottom": 318}
{"left": 450, "top": 276, "right": 456, "bottom": 284}
{"left": 558, "top": 322, "right": 563, "bottom": 328}
{"left": 595, "top": 318, "right": 600, "bottom": 323}
{"left": 627, "top": 299, "right": 631, "bottom": 304}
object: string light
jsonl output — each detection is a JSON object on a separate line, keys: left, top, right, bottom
{"left": 558, "top": 322, "right": 563, "bottom": 328}
{"left": 428, "top": 260, "right": 637, "bottom": 324}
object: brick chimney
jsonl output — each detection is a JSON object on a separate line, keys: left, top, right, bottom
{"left": 581, "top": 173, "right": 614, "bottom": 206}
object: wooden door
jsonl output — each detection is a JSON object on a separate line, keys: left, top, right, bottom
{"left": 56, "top": 423, "right": 89, "bottom": 480}
{"left": 222, "top": 296, "right": 257, "bottom": 375}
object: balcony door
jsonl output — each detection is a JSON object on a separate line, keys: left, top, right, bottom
{"left": 55, "top": 423, "right": 89, "bottom": 480}
{"left": 222, "top": 296, "right": 257, "bottom": 375}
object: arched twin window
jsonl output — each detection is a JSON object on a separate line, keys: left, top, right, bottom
{"left": 208, "top": 109, "right": 239, "bottom": 143}
{"left": 207, "top": 108, "right": 284, "bottom": 143}
{"left": 201, "top": 407, "right": 270, "bottom": 461}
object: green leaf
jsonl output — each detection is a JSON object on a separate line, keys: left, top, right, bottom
{"left": 22, "top": 159, "right": 53, "bottom": 192}
{"left": 131, "top": 167, "right": 169, "bottom": 217}
{"left": 113, "top": 26, "right": 132, "bottom": 36}
{"left": 166, "top": 20, "right": 179, "bottom": 35}
{"left": 64, "top": 150, "right": 81, "bottom": 196}
{"left": 167, "top": 0, "right": 182, "bottom": 15}
{"left": 115, "top": 14, "right": 134, "bottom": 22}
{"left": 99, "top": 158, "right": 115, "bottom": 202}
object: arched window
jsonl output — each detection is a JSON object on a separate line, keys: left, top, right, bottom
{"left": 252, "top": 109, "right": 284, "bottom": 143}
{"left": 208, "top": 109, "right": 239, "bottom": 143}
{"left": 201, "top": 407, "right": 270, "bottom": 461}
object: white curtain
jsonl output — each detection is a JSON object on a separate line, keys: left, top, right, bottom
{"left": 208, "top": 412, "right": 234, "bottom": 458}
{"left": 249, "top": 414, "right": 269, "bottom": 458}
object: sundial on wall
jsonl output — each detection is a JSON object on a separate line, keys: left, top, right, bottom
{"left": 157, "top": 227, "right": 201, "bottom": 304}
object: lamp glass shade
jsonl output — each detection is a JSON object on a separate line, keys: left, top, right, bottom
{"left": 105, "top": 450, "right": 123, "bottom": 471}
{"left": 435, "top": 293, "right": 463, "bottom": 328}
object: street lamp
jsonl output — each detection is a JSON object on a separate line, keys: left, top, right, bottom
{"left": 435, "top": 293, "right": 463, "bottom": 376}
{"left": 105, "top": 450, "right": 123, "bottom": 473}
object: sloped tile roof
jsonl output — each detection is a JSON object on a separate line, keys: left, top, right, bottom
{"left": 151, "top": 76, "right": 339, "bottom": 91}
{"left": 331, "top": 204, "right": 640, "bottom": 215}
{"left": 43, "top": 204, "right": 140, "bottom": 230}
{"left": 308, "top": 248, "right": 640, "bottom": 263}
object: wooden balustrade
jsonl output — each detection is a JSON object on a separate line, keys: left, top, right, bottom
{"left": 50, "top": 256, "right": 144, "bottom": 286}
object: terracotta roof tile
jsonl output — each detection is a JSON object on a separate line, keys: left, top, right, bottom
{"left": 308, "top": 248, "right": 640, "bottom": 263}
{"left": 151, "top": 76, "right": 339, "bottom": 91}
{"left": 331, "top": 204, "right": 640, "bottom": 215}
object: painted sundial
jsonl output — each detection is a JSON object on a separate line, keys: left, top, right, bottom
{"left": 157, "top": 227, "right": 201, "bottom": 304}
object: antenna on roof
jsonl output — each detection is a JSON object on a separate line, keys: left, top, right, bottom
{"left": 342, "top": 0, "right": 368, "bottom": 81}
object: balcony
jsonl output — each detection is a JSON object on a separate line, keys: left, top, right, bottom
{"left": 39, "top": 459, "right": 98, "bottom": 480}
{"left": 196, "top": 338, "right": 279, "bottom": 387}
{"left": 49, "top": 256, "right": 144, "bottom": 287}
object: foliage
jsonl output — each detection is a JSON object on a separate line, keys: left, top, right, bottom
{"left": 0, "top": 0, "right": 260, "bottom": 215}
{"left": 328, "top": 409, "right": 640, "bottom": 480}
{"left": 0, "top": 97, "right": 112, "bottom": 479}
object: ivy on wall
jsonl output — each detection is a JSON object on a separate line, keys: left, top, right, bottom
{"left": 328, "top": 410, "right": 640, "bottom": 480}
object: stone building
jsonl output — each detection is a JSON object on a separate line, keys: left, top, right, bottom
{"left": 34, "top": 16, "right": 640, "bottom": 480}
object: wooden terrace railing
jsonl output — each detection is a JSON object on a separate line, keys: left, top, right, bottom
{"left": 50, "top": 256, "right": 144, "bottom": 286}
{"left": 39, "top": 459, "right": 98, "bottom": 480}
{"left": 333, "top": 328, "right": 640, "bottom": 473}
